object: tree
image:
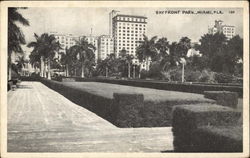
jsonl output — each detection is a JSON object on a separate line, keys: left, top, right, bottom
{"left": 28, "top": 33, "right": 61, "bottom": 79}
{"left": 96, "top": 53, "right": 117, "bottom": 77}
{"left": 136, "top": 35, "right": 158, "bottom": 62}
{"left": 176, "top": 37, "right": 191, "bottom": 58}
{"left": 119, "top": 49, "right": 134, "bottom": 78}
{"left": 226, "top": 35, "right": 243, "bottom": 74}
{"left": 199, "top": 33, "right": 228, "bottom": 73}
{"left": 72, "top": 37, "right": 96, "bottom": 78}
{"left": 15, "top": 55, "right": 28, "bottom": 75}
{"left": 155, "top": 37, "right": 170, "bottom": 71}
{"left": 8, "top": 7, "right": 29, "bottom": 80}
{"left": 60, "top": 47, "right": 73, "bottom": 77}
{"left": 136, "top": 35, "right": 158, "bottom": 78}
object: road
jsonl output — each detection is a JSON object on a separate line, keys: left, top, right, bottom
{"left": 7, "top": 81, "right": 173, "bottom": 152}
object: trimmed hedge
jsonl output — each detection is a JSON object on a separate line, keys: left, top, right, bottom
{"left": 172, "top": 104, "right": 242, "bottom": 152}
{"left": 40, "top": 78, "right": 115, "bottom": 122}
{"left": 72, "top": 78, "right": 243, "bottom": 97}
{"left": 204, "top": 91, "right": 238, "bottom": 108}
{"left": 113, "top": 93, "right": 144, "bottom": 127}
{"left": 40, "top": 78, "right": 216, "bottom": 127}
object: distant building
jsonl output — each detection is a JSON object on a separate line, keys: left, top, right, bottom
{"left": 208, "top": 20, "right": 235, "bottom": 39}
{"left": 98, "top": 35, "right": 114, "bottom": 60}
{"left": 50, "top": 32, "right": 78, "bottom": 59}
{"left": 85, "top": 36, "right": 99, "bottom": 63}
{"left": 111, "top": 13, "right": 147, "bottom": 58}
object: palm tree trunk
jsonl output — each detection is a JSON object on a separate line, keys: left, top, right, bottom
{"left": 105, "top": 66, "right": 108, "bottom": 77}
{"left": 66, "top": 64, "right": 69, "bottom": 77}
{"left": 44, "top": 61, "right": 47, "bottom": 78}
{"left": 133, "top": 65, "right": 136, "bottom": 78}
{"left": 138, "top": 65, "right": 141, "bottom": 79}
{"left": 128, "top": 63, "right": 131, "bottom": 78}
{"left": 47, "top": 59, "right": 51, "bottom": 80}
{"left": 40, "top": 56, "right": 44, "bottom": 77}
{"left": 81, "top": 63, "right": 85, "bottom": 78}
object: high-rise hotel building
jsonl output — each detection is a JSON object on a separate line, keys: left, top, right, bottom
{"left": 111, "top": 12, "right": 147, "bottom": 58}
{"left": 208, "top": 20, "right": 235, "bottom": 40}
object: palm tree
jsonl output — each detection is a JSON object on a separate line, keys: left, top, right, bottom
{"left": 155, "top": 37, "right": 170, "bottom": 71}
{"left": 136, "top": 35, "right": 158, "bottom": 77}
{"left": 28, "top": 33, "right": 45, "bottom": 77}
{"left": 60, "top": 47, "right": 72, "bottom": 77}
{"left": 8, "top": 7, "right": 29, "bottom": 80}
{"left": 119, "top": 49, "right": 134, "bottom": 78}
{"left": 72, "top": 37, "right": 96, "bottom": 78}
{"left": 15, "top": 55, "right": 29, "bottom": 75}
{"left": 27, "top": 33, "right": 61, "bottom": 79}
{"left": 43, "top": 34, "right": 61, "bottom": 79}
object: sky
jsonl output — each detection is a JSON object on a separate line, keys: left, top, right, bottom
{"left": 17, "top": 7, "right": 243, "bottom": 53}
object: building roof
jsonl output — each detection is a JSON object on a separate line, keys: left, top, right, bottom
{"left": 114, "top": 14, "right": 147, "bottom": 19}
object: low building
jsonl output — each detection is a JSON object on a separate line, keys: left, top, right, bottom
{"left": 208, "top": 20, "right": 236, "bottom": 39}
{"left": 98, "top": 35, "right": 114, "bottom": 60}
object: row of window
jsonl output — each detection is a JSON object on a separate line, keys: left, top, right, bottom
{"left": 101, "top": 38, "right": 113, "bottom": 42}
{"left": 118, "top": 29, "right": 145, "bottom": 33}
{"left": 117, "top": 23, "right": 146, "bottom": 27}
{"left": 117, "top": 38, "right": 142, "bottom": 42}
{"left": 223, "top": 27, "right": 235, "bottom": 30}
{"left": 116, "top": 16, "right": 146, "bottom": 22}
{"left": 118, "top": 26, "right": 146, "bottom": 30}
{"left": 223, "top": 31, "right": 235, "bottom": 34}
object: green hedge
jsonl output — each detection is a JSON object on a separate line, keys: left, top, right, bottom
{"left": 40, "top": 78, "right": 215, "bottom": 127}
{"left": 172, "top": 104, "right": 242, "bottom": 152}
{"left": 40, "top": 78, "right": 114, "bottom": 122}
{"left": 204, "top": 91, "right": 238, "bottom": 108}
{"left": 85, "top": 78, "right": 243, "bottom": 97}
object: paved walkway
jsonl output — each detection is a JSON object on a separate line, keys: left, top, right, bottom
{"left": 8, "top": 82, "right": 173, "bottom": 152}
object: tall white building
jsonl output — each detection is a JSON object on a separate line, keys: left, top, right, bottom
{"left": 111, "top": 13, "right": 147, "bottom": 58}
{"left": 85, "top": 36, "right": 99, "bottom": 63}
{"left": 208, "top": 20, "right": 236, "bottom": 40}
{"left": 50, "top": 32, "right": 78, "bottom": 59}
{"left": 98, "top": 35, "right": 114, "bottom": 60}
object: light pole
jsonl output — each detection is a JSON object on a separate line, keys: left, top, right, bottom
{"left": 180, "top": 58, "right": 186, "bottom": 83}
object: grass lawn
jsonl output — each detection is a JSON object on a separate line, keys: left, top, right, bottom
{"left": 63, "top": 82, "right": 214, "bottom": 103}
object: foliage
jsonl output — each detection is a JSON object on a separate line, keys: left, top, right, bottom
{"left": 72, "top": 37, "right": 96, "bottom": 77}
{"left": 8, "top": 8, "right": 29, "bottom": 58}
{"left": 198, "top": 33, "right": 243, "bottom": 75}
{"left": 214, "top": 73, "right": 235, "bottom": 83}
{"left": 136, "top": 35, "right": 158, "bottom": 62}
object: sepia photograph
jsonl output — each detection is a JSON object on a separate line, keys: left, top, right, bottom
{"left": 0, "top": 1, "right": 249, "bottom": 158}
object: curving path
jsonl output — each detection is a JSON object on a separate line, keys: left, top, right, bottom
{"left": 7, "top": 81, "right": 173, "bottom": 152}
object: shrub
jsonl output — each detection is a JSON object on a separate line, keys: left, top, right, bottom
{"left": 172, "top": 104, "right": 242, "bottom": 152}
{"left": 185, "top": 70, "right": 201, "bottom": 82}
{"left": 169, "top": 68, "right": 182, "bottom": 82}
{"left": 199, "top": 69, "right": 216, "bottom": 83}
{"left": 214, "top": 73, "right": 235, "bottom": 83}
{"left": 113, "top": 93, "right": 144, "bottom": 127}
{"left": 140, "top": 69, "right": 148, "bottom": 79}
{"left": 204, "top": 91, "right": 239, "bottom": 109}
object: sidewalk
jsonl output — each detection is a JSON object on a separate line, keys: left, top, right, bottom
{"left": 7, "top": 81, "right": 173, "bottom": 152}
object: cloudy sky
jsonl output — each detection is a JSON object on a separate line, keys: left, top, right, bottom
{"left": 18, "top": 7, "right": 243, "bottom": 53}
